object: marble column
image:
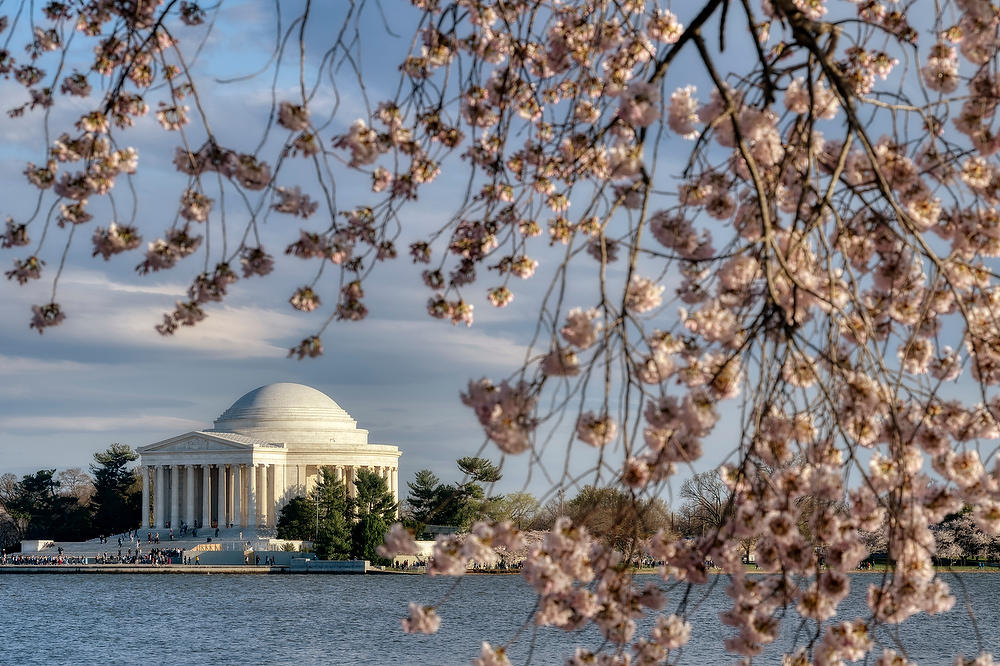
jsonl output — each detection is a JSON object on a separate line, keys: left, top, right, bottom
{"left": 272, "top": 464, "right": 283, "bottom": 521}
{"left": 185, "top": 465, "right": 195, "bottom": 528}
{"left": 201, "top": 465, "right": 211, "bottom": 528}
{"left": 264, "top": 464, "right": 272, "bottom": 526}
{"left": 296, "top": 464, "right": 306, "bottom": 495}
{"left": 347, "top": 466, "right": 356, "bottom": 499}
{"left": 154, "top": 465, "right": 164, "bottom": 529}
{"left": 260, "top": 465, "right": 270, "bottom": 527}
{"left": 233, "top": 465, "right": 242, "bottom": 529}
{"left": 217, "top": 465, "right": 227, "bottom": 528}
{"left": 171, "top": 465, "right": 181, "bottom": 529}
{"left": 392, "top": 467, "right": 399, "bottom": 514}
{"left": 247, "top": 463, "right": 257, "bottom": 529}
{"left": 254, "top": 465, "right": 261, "bottom": 526}
{"left": 270, "top": 464, "right": 277, "bottom": 525}
{"left": 140, "top": 466, "right": 150, "bottom": 528}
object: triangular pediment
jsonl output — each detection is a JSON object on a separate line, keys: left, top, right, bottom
{"left": 138, "top": 431, "right": 257, "bottom": 454}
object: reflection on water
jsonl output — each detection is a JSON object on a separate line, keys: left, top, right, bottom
{"left": 1, "top": 572, "right": 998, "bottom": 664}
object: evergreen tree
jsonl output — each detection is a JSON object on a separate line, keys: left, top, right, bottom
{"left": 275, "top": 496, "right": 315, "bottom": 541}
{"left": 448, "top": 456, "right": 503, "bottom": 530}
{"left": 425, "top": 483, "right": 474, "bottom": 528}
{"left": 90, "top": 443, "right": 140, "bottom": 535}
{"left": 404, "top": 458, "right": 504, "bottom": 531}
{"left": 315, "top": 518, "right": 352, "bottom": 560}
{"left": 310, "top": 467, "right": 350, "bottom": 559}
{"left": 405, "top": 469, "right": 440, "bottom": 524}
{"left": 457, "top": 456, "right": 502, "bottom": 484}
{"left": 350, "top": 468, "right": 396, "bottom": 562}
{"left": 351, "top": 513, "right": 389, "bottom": 563}
{"left": 353, "top": 468, "right": 397, "bottom": 523}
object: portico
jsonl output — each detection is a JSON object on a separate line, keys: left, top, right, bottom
{"left": 136, "top": 383, "right": 401, "bottom": 532}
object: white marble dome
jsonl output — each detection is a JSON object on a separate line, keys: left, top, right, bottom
{"left": 137, "top": 381, "right": 400, "bottom": 532}
{"left": 211, "top": 382, "right": 368, "bottom": 446}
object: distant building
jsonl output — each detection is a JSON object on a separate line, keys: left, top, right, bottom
{"left": 137, "top": 383, "right": 401, "bottom": 531}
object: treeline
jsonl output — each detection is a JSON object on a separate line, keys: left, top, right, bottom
{"left": 26, "top": 447, "right": 995, "bottom": 567}
{"left": 402, "top": 456, "right": 675, "bottom": 549}
{"left": 0, "top": 444, "right": 141, "bottom": 551}
{"left": 657, "top": 470, "right": 1000, "bottom": 566}
{"left": 275, "top": 467, "right": 396, "bottom": 562}
{"left": 398, "top": 462, "right": 1000, "bottom": 569}
{"left": 920, "top": 507, "right": 999, "bottom": 565}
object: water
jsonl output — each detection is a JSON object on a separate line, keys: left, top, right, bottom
{"left": 1, "top": 572, "right": 999, "bottom": 664}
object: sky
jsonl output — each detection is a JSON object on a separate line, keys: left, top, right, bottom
{"left": 0, "top": 1, "right": 747, "bottom": 505}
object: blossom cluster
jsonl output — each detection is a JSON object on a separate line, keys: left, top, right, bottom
{"left": 9, "top": 0, "right": 1000, "bottom": 660}
{"left": 460, "top": 379, "right": 538, "bottom": 454}
{"left": 387, "top": 518, "right": 696, "bottom": 663}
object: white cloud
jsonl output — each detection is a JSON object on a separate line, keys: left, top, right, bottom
{"left": 0, "top": 354, "right": 93, "bottom": 375}
{"left": 0, "top": 414, "right": 204, "bottom": 433}
{"left": 347, "top": 318, "right": 528, "bottom": 369}
{"left": 68, "top": 301, "right": 305, "bottom": 358}
{"left": 5, "top": 267, "right": 528, "bottom": 365}
{"left": 66, "top": 270, "right": 189, "bottom": 296}
{"left": 1, "top": 269, "right": 310, "bottom": 359}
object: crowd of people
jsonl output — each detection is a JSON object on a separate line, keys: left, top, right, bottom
{"left": 0, "top": 548, "right": 186, "bottom": 566}
{"left": 93, "top": 548, "right": 184, "bottom": 565}
{"left": 0, "top": 553, "right": 89, "bottom": 565}
{"left": 391, "top": 557, "right": 526, "bottom": 572}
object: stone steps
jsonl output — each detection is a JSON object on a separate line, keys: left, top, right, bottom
{"left": 39, "top": 537, "right": 250, "bottom": 557}
{"left": 28, "top": 527, "right": 304, "bottom": 559}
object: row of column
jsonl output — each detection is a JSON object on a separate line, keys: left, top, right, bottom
{"left": 140, "top": 463, "right": 282, "bottom": 530}
{"left": 298, "top": 464, "right": 398, "bottom": 505}
{"left": 140, "top": 463, "right": 401, "bottom": 530}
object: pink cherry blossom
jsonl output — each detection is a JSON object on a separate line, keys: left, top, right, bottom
{"left": 576, "top": 411, "right": 617, "bottom": 447}
{"left": 560, "top": 307, "right": 602, "bottom": 349}
{"left": 618, "top": 81, "right": 660, "bottom": 128}
{"left": 668, "top": 86, "right": 700, "bottom": 139}
{"left": 401, "top": 602, "right": 441, "bottom": 634}
{"left": 378, "top": 522, "right": 420, "bottom": 558}
{"left": 277, "top": 101, "right": 310, "bottom": 131}
{"left": 625, "top": 276, "right": 663, "bottom": 313}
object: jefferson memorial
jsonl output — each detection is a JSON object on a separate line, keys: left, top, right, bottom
{"left": 136, "top": 383, "right": 401, "bottom": 531}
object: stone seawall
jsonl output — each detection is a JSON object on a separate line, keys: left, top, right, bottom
{"left": 0, "top": 563, "right": 401, "bottom": 574}
{"left": 0, "top": 565, "right": 280, "bottom": 574}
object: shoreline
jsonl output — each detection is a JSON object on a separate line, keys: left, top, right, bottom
{"left": 3, "top": 564, "right": 998, "bottom": 575}
{"left": 0, "top": 565, "right": 411, "bottom": 575}
{"left": 0, "top": 564, "right": 285, "bottom": 575}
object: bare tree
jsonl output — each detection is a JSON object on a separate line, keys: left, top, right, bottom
{"left": 0, "top": 473, "right": 18, "bottom": 513}
{"left": 55, "top": 468, "right": 96, "bottom": 506}
{"left": 678, "top": 470, "right": 732, "bottom": 536}
{"left": 485, "top": 491, "right": 539, "bottom": 529}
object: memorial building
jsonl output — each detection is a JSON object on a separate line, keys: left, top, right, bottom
{"left": 136, "top": 383, "right": 401, "bottom": 532}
